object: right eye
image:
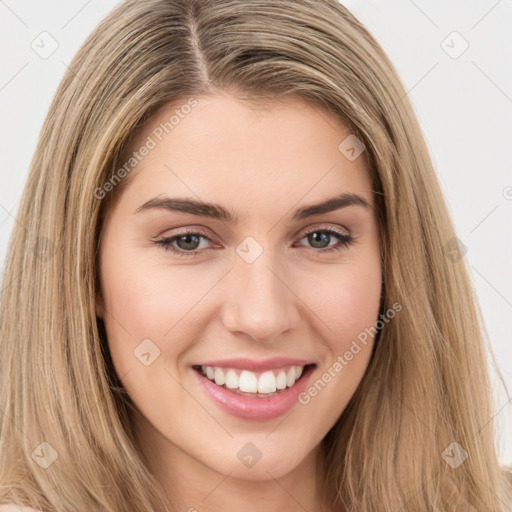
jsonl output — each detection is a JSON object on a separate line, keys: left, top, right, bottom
{"left": 153, "top": 229, "right": 217, "bottom": 258}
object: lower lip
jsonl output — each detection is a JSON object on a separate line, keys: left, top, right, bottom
{"left": 193, "top": 364, "right": 315, "bottom": 421}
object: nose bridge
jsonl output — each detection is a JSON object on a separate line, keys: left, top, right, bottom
{"left": 221, "top": 240, "right": 300, "bottom": 342}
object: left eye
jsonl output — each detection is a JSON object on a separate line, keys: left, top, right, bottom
{"left": 153, "top": 226, "right": 353, "bottom": 257}
{"left": 296, "top": 227, "right": 353, "bottom": 253}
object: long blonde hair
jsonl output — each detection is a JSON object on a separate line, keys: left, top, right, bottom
{"left": 1, "top": 0, "right": 510, "bottom": 510}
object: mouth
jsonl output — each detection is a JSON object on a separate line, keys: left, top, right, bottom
{"left": 191, "top": 362, "right": 316, "bottom": 421}
{"left": 192, "top": 363, "right": 315, "bottom": 398}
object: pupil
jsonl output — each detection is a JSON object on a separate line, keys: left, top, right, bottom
{"left": 177, "top": 234, "right": 200, "bottom": 250}
{"left": 309, "top": 232, "right": 329, "bottom": 248}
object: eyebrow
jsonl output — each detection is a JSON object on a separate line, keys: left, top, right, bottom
{"left": 133, "top": 192, "right": 371, "bottom": 222}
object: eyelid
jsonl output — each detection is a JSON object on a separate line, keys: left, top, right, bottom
{"left": 299, "top": 223, "right": 350, "bottom": 238}
{"left": 158, "top": 223, "right": 350, "bottom": 243}
{"left": 153, "top": 222, "right": 353, "bottom": 257}
{"left": 157, "top": 226, "right": 218, "bottom": 242}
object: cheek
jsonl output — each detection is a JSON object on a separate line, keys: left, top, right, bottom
{"left": 99, "top": 247, "right": 230, "bottom": 383}
{"left": 100, "top": 244, "right": 210, "bottom": 336}
{"left": 332, "top": 268, "right": 382, "bottom": 343}
{"left": 302, "top": 255, "right": 382, "bottom": 346}
{"left": 295, "top": 254, "right": 381, "bottom": 397}
{"left": 311, "top": 258, "right": 381, "bottom": 394}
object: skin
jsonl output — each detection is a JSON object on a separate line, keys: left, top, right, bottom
{"left": 96, "top": 91, "right": 382, "bottom": 512}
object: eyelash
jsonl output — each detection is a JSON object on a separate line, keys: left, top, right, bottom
{"left": 153, "top": 226, "right": 354, "bottom": 258}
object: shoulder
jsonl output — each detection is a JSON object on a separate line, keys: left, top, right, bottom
{"left": 0, "top": 506, "right": 41, "bottom": 512}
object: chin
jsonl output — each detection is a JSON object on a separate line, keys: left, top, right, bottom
{"left": 201, "top": 435, "right": 316, "bottom": 481}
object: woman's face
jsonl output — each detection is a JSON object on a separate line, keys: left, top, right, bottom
{"left": 97, "top": 92, "right": 381, "bottom": 485}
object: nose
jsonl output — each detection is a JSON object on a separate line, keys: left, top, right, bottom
{"left": 221, "top": 247, "right": 301, "bottom": 344}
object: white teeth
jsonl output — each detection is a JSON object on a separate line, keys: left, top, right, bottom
{"left": 199, "top": 364, "right": 306, "bottom": 394}
{"left": 276, "top": 370, "right": 287, "bottom": 390}
{"left": 214, "top": 367, "right": 226, "bottom": 386}
{"left": 286, "top": 366, "right": 296, "bottom": 387}
{"left": 239, "top": 370, "right": 258, "bottom": 393}
{"left": 225, "top": 369, "right": 239, "bottom": 389}
{"left": 258, "top": 371, "right": 277, "bottom": 394}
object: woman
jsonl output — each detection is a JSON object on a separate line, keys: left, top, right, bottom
{"left": 0, "top": 0, "right": 510, "bottom": 510}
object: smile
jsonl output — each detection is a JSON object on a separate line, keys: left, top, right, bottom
{"left": 195, "top": 364, "right": 305, "bottom": 396}
{"left": 192, "top": 362, "right": 316, "bottom": 420}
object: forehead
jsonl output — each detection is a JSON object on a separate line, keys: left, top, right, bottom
{"left": 109, "top": 92, "right": 372, "bottom": 219}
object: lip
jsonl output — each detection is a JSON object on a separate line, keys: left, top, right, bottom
{"left": 193, "top": 363, "right": 316, "bottom": 421}
{"left": 193, "top": 357, "right": 315, "bottom": 372}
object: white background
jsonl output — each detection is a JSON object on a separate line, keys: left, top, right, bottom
{"left": 0, "top": 1, "right": 511, "bottom": 465}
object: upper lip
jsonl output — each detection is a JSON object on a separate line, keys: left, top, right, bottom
{"left": 193, "top": 357, "right": 315, "bottom": 372}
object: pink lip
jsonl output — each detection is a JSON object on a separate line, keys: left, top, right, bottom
{"left": 193, "top": 363, "right": 316, "bottom": 421}
{"left": 193, "top": 357, "right": 314, "bottom": 372}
